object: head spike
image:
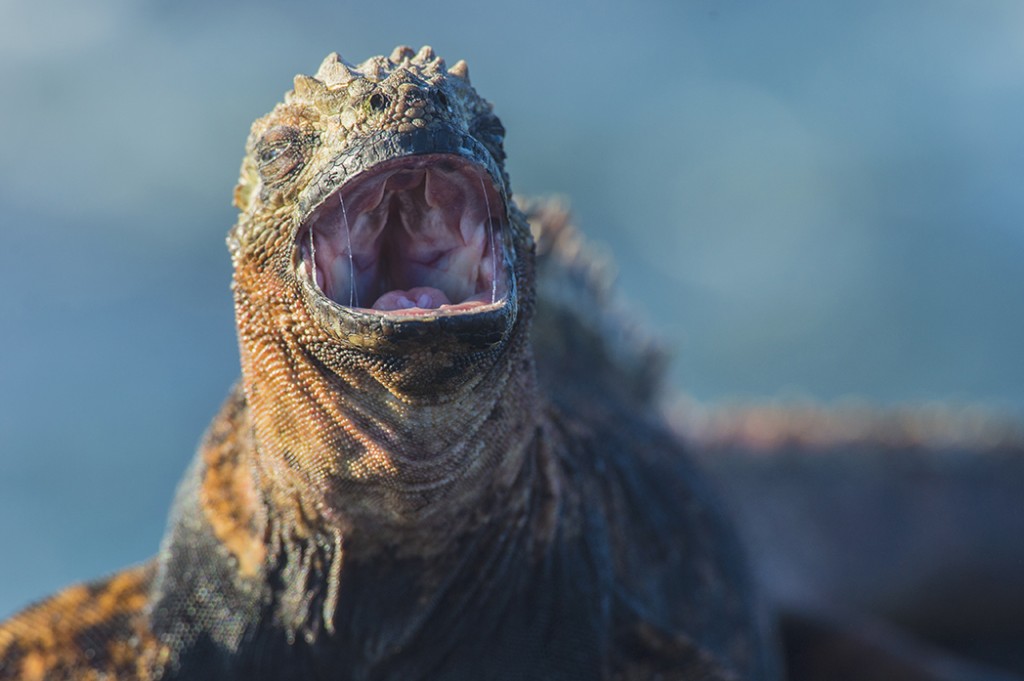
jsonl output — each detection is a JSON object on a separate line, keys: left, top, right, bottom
{"left": 315, "top": 53, "right": 355, "bottom": 87}
{"left": 414, "top": 45, "right": 436, "bottom": 63}
{"left": 390, "top": 45, "right": 415, "bottom": 64}
{"left": 448, "top": 59, "right": 470, "bottom": 81}
{"left": 292, "top": 74, "right": 326, "bottom": 100}
{"left": 360, "top": 56, "right": 391, "bottom": 81}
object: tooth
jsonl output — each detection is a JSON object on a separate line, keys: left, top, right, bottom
{"left": 352, "top": 210, "right": 386, "bottom": 243}
{"left": 460, "top": 215, "right": 486, "bottom": 247}
{"left": 398, "top": 197, "right": 419, "bottom": 238}
{"left": 424, "top": 170, "right": 438, "bottom": 209}
{"left": 386, "top": 169, "right": 424, "bottom": 193}
{"left": 343, "top": 174, "right": 389, "bottom": 216}
{"left": 424, "top": 168, "right": 460, "bottom": 209}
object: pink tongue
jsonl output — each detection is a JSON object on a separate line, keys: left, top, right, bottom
{"left": 372, "top": 286, "right": 452, "bottom": 311}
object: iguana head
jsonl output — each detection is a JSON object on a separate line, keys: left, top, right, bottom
{"left": 228, "top": 48, "right": 537, "bottom": 537}
{"left": 231, "top": 46, "right": 529, "bottom": 395}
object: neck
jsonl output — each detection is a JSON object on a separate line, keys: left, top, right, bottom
{"left": 250, "top": 356, "right": 552, "bottom": 644}
{"left": 234, "top": 279, "right": 542, "bottom": 543}
{"left": 226, "top": 252, "right": 549, "bottom": 640}
{"left": 155, "top": 351, "right": 565, "bottom": 668}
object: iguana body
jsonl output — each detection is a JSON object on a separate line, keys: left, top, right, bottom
{"left": 0, "top": 48, "right": 773, "bottom": 680}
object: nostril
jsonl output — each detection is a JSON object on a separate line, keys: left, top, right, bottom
{"left": 368, "top": 93, "right": 387, "bottom": 111}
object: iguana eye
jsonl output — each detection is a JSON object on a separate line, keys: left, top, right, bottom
{"left": 259, "top": 146, "right": 284, "bottom": 163}
{"left": 256, "top": 126, "right": 307, "bottom": 186}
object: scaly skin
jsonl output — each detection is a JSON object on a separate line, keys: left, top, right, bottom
{"left": 0, "top": 47, "right": 773, "bottom": 680}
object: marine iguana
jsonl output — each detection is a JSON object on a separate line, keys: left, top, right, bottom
{"left": 0, "top": 47, "right": 776, "bottom": 680}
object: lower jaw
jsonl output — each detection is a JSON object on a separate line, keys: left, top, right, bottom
{"left": 367, "top": 285, "right": 499, "bottom": 313}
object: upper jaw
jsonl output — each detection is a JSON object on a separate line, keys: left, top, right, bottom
{"left": 293, "top": 128, "right": 518, "bottom": 351}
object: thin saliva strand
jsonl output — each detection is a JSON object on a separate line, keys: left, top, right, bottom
{"left": 309, "top": 227, "right": 318, "bottom": 289}
{"left": 339, "top": 193, "right": 357, "bottom": 307}
{"left": 495, "top": 182, "right": 513, "bottom": 302}
{"left": 478, "top": 175, "right": 498, "bottom": 303}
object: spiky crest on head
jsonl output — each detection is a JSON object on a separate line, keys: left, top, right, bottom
{"left": 302, "top": 45, "right": 452, "bottom": 90}
{"left": 232, "top": 46, "right": 497, "bottom": 223}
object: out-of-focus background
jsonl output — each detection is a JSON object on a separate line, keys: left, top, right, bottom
{"left": 1, "top": 0, "right": 1022, "bottom": 618}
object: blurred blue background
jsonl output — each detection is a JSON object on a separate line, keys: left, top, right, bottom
{"left": 1, "top": 0, "right": 1022, "bottom": 616}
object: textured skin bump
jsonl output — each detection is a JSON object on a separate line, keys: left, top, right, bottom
{"left": 0, "top": 566, "right": 165, "bottom": 681}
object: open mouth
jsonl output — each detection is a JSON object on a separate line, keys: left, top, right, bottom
{"left": 297, "top": 154, "right": 509, "bottom": 317}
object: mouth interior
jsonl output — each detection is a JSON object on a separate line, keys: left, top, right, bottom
{"left": 298, "top": 154, "right": 509, "bottom": 314}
